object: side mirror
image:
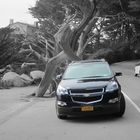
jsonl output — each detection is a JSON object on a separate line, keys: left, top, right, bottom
{"left": 56, "top": 74, "right": 62, "bottom": 80}
{"left": 115, "top": 72, "right": 122, "bottom": 76}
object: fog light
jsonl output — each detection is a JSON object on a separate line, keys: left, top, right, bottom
{"left": 57, "top": 101, "right": 67, "bottom": 106}
{"left": 108, "top": 98, "right": 119, "bottom": 103}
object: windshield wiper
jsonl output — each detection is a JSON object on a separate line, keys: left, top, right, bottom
{"left": 81, "top": 76, "right": 104, "bottom": 78}
{"left": 63, "top": 78, "right": 76, "bottom": 80}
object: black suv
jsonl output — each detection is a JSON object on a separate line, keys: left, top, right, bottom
{"left": 56, "top": 60, "right": 125, "bottom": 119}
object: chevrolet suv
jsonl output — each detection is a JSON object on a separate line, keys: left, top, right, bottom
{"left": 56, "top": 60, "right": 125, "bottom": 119}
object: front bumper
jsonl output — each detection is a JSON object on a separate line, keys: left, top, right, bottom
{"left": 57, "top": 102, "right": 120, "bottom": 116}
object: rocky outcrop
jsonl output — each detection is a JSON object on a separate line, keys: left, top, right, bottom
{"left": 2, "top": 72, "right": 32, "bottom": 87}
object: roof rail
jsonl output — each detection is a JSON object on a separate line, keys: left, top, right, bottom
{"left": 71, "top": 59, "right": 106, "bottom": 64}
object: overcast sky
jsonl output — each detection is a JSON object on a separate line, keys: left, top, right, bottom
{"left": 0, "top": 0, "right": 37, "bottom": 27}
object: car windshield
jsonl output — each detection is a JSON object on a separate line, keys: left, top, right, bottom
{"left": 63, "top": 62, "right": 113, "bottom": 79}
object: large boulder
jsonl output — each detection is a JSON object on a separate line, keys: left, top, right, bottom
{"left": 20, "top": 74, "right": 33, "bottom": 85}
{"left": 30, "top": 70, "right": 45, "bottom": 84}
{"left": 2, "top": 72, "right": 30, "bottom": 87}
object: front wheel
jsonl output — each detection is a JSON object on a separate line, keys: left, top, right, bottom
{"left": 115, "top": 93, "right": 126, "bottom": 117}
{"left": 57, "top": 114, "right": 67, "bottom": 119}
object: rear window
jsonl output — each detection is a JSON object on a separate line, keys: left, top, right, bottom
{"left": 63, "top": 62, "right": 113, "bottom": 79}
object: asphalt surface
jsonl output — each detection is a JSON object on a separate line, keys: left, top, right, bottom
{"left": 0, "top": 61, "right": 140, "bottom": 140}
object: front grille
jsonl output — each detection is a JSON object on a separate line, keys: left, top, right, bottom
{"left": 69, "top": 88, "right": 104, "bottom": 103}
{"left": 70, "top": 88, "right": 103, "bottom": 94}
{"left": 72, "top": 95, "right": 102, "bottom": 102}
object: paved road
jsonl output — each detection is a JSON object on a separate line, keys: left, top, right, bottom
{"left": 0, "top": 61, "right": 140, "bottom": 140}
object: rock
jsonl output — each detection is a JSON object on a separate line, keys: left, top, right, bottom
{"left": 2, "top": 72, "right": 29, "bottom": 87}
{"left": 20, "top": 74, "right": 33, "bottom": 85}
{"left": 30, "top": 70, "right": 44, "bottom": 84}
{"left": 30, "top": 70, "right": 44, "bottom": 79}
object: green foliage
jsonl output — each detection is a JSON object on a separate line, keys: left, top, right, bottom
{"left": 29, "top": 0, "right": 95, "bottom": 35}
{"left": 29, "top": 0, "right": 140, "bottom": 63}
{"left": 0, "top": 27, "right": 20, "bottom": 68}
{"left": 29, "top": 0, "right": 65, "bottom": 36}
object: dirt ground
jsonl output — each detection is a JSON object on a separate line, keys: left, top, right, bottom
{"left": 0, "top": 86, "right": 37, "bottom": 123}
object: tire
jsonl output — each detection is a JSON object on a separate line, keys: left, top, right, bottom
{"left": 57, "top": 114, "right": 67, "bottom": 119}
{"left": 115, "top": 93, "right": 126, "bottom": 117}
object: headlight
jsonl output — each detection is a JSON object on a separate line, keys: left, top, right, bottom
{"left": 57, "top": 101, "right": 67, "bottom": 106}
{"left": 108, "top": 97, "right": 119, "bottom": 103}
{"left": 106, "top": 81, "right": 119, "bottom": 92}
{"left": 57, "top": 85, "right": 68, "bottom": 95}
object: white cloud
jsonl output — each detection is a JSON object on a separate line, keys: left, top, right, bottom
{"left": 0, "top": 0, "right": 37, "bottom": 27}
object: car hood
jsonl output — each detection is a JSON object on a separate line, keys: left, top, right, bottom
{"left": 59, "top": 77, "right": 113, "bottom": 90}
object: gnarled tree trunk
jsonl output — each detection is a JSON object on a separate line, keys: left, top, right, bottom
{"left": 35, "top": 0, "right": 98, "bottom": 97}
{"left": 35, "top": 51, "right": 67, "bottom": 97}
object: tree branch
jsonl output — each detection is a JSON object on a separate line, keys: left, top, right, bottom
{"left": 71, "top": 0, "right": 97, "bottom": 51}
{"left": 55, "top": 18, "right": 80, "bottom": 60}
{"left": 19, "top": 47, "right": 46, "bottom": 63}
{"left": 77, "top": 11, "right": 99, "bottom": 57}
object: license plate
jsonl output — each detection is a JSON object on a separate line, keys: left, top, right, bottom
{"left": 81, "top": 106, "right": 94, "bottom": 112}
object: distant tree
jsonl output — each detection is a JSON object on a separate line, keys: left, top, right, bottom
{"left": 90, "top": 0, "right": 140, "bottom": 56}
{"left": 0, "top": 27, "right": 20, "bottom": 68}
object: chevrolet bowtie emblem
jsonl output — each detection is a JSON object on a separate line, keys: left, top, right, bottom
{"left": 83, "top": 94, "right": 90, "bottom": 97}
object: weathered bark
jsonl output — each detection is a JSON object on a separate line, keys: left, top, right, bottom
{"left": 36, "top": 25, "right": 80, "bottom": 97}
{"left": 71, "top": 0, "right": 97, "bottom": 50}
{"left": 77, "top": 11, "right": 100, "bottom": 57}
{"left": 55, "top": 17, "right": 81, "bottom": 60}
{"left": 35, "top": 51, "right": 67, "bottom": 97}
{"left": 60, "top": 26, "right": 81, "bottom": 61}
{"left": 80, "top": 34, "right": 97, "bottom": 57}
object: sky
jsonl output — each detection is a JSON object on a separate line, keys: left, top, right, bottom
{"left": 0, "top": 0, "right": 37, "bottom": 28}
